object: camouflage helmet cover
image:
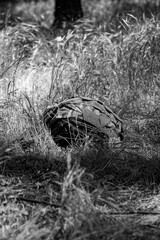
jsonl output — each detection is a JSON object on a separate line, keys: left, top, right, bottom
{"left": 43, "top": 97, "right": 124, "bottom": 143}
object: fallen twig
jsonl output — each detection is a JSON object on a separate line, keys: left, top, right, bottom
{"left": 107, "top": 210, "right": 160, "bottom": 215}
{"left": 17, "top": 197, "right": 160, "bottom": 215}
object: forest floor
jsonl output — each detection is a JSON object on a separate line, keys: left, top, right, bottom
{"left": 1, "top": 137, "right": 160, "bottom": 240}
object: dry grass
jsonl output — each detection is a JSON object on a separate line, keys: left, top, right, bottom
{"left": 0, "top": 0, "right": 160, "bottom": 239}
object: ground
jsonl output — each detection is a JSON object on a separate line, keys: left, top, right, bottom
{"left": 1, "top": 166, "right": 160, "bottom": 239}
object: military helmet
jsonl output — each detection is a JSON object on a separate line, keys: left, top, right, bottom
{"left": 43, "top": 97, "right": 124, "bottom": 148}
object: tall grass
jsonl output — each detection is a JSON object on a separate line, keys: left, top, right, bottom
{"left": 0, "top": 8, "right": 160, "bottom": 168}
{"left": 0, "top": 0, "right": 159, "bottom": 176}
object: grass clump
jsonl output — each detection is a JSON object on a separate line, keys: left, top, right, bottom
{"left": 117, "top": 19, "right": 160, "bottom": 116}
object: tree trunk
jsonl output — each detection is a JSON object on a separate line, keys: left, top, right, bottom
{"left": 53, "top": 0, "right": 83, "bottom": 28}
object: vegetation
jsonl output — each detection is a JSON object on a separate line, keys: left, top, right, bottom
{"left": 0, "top": 0, "right": 160, "bottom": 239}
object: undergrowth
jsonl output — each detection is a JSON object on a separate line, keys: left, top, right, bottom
{"left": 0, "top": 0, "right": 160, "bottom": 239}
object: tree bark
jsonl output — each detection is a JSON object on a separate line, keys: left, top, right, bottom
{"left": 53, "top": 0, "right": 83, "bottom": 28}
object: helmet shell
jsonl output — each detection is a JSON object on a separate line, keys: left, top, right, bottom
{"left": 43, "top": 97, "right": 123, "bottom": 147}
